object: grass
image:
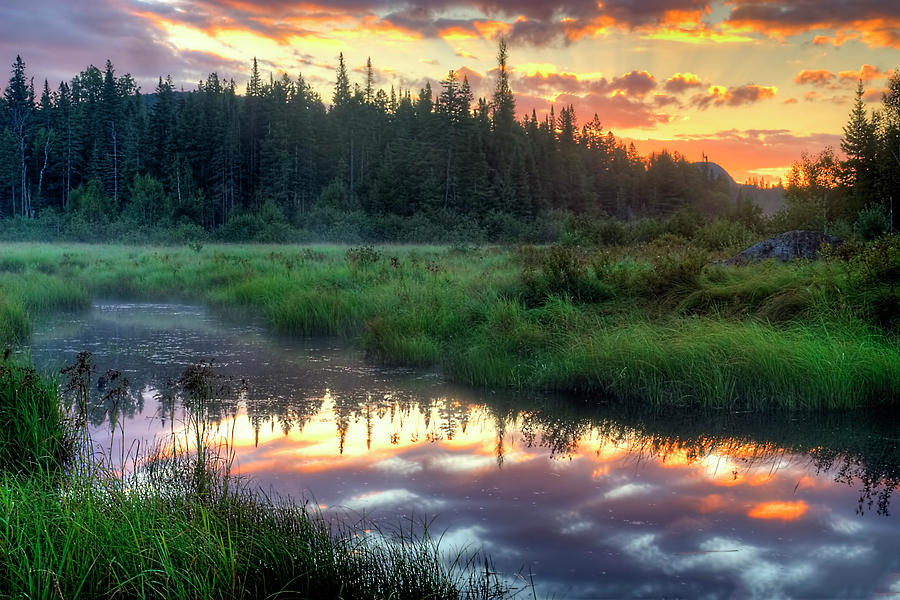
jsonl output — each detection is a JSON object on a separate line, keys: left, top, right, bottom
{"left": 0, "top": 357, "right": 508, "bottom": 600}
{"left": 0, "top": 359, "right": 73, "bottom": 476}
{"left": 0, "top": 476, "right": 504, "bottom": 599}
{"left": 0, "top": 241, "right": 896, "bottom": 410}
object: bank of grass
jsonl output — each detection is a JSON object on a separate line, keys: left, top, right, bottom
{"left": 0, "top": 358, "right": 507, "bottom": 599}
{"left": 0, "top": 476, "right": 502, "bottom": 599}
{"left": 0, "top": 241, "right": 896, "bottom": 409}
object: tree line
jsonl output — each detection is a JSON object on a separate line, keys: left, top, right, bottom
{"left": 784, "top": 78, "right": 900, "bottom": 239}
{"left": 0, "top": 43, "right": 786, "bottom": 243}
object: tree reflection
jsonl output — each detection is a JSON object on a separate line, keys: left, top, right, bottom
{"left": 61, "top": 350, "right": 900, "bottom": 517}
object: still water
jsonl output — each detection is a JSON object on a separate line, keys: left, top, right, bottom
{"left": 27, "top": 303, "right": 900, "bottom": 599}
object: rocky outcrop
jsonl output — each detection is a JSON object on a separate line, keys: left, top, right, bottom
{"left": 725, "top": 230, "right": 841, "bottom": 265}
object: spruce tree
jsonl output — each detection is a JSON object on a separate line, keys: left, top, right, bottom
{"left": 4, "top": 55, "right": 34, "bottom": 216}
{"left": 333, "top": 53, "right": 351, "bottom": 108}
{"left": 841, "top": 80, "right": 878, "bottom": 211}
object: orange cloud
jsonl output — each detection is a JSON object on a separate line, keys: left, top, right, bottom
{"left": 473, "top": 20, "right": 513, "bottom": 39}
{"left": 838, "top": 64, "right": 891, "bottom": 82}
{"left": 724, "top": 1, "right": 900, "bottom": 49}
{"left": 438, "top": 25, "right": 479, "bottom": 42}
{"left": 748, "top": 501, "right": 809, "bottom": 521}
{"left": 665, "top": 72, "right": 703, "bottom": 93}
{"left": 693, "top": 84, "right": 777, "bottom": 109}
{"left": 794, "top": 69, "right": 836, "bottom": 86}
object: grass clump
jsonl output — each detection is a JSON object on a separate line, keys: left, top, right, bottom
{"left": 0, "top": 359, "right": 73, "bottom": 476}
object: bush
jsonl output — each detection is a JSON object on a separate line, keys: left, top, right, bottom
{"left": 346, "top": 246, "right": 381, "bottom": 269}
{"left": 522, "top": 245, "right": 613, "bottom": 304}
{"left": 694, "top": 219, "right": 756, "bottom": 251}
{"left": 856, "top": 205, "right": 890, "bottom": 241}
{"left": 847, "top": 236, "right": 900, "bottom": 330}
{"left": 649, "top": 249, "right": 709, "bottom": 296}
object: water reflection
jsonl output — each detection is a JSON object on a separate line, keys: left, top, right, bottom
{"left": 28, "top": 303, "right": 900, "bottom": 599}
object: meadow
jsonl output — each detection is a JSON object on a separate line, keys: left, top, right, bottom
{"left": 0, "top": 239, "right": 896, "bottom": 410}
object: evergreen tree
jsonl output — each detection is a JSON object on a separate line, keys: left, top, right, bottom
{"left": 364, "top": 57, "right": 375, "bottom": 105}
{"left": 4, "top": 55, "right": 34, "bottom": 216}
{"left": 491, "top": 39, "right": 515, "bottom": 135}
{"left": 841, "top": 80, "right": 878, "bottom": 212}
{"left": 333, "top": 53, "right": 351, "bottom": 109}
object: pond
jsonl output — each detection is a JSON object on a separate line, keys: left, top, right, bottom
{"left": 27, "top": 302, "right": 900, "bottom": 599}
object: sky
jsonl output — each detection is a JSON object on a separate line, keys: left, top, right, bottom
{"left": 1, "top": 0, "right": 898, "bottom": 183}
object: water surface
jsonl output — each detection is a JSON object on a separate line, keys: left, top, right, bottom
{"left": 28, "top": 303, "right": 900, "bottom": 599}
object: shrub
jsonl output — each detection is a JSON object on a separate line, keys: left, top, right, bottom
{"left": 649, "top": 249, "right": 709, "bottom": 296}
{"left": 856, "top": 205, "right": 890, "bottom": 241}
{"left": 522, "top": 245, "right": 613, "bottom": 304}
{"left": 846, "top": 236, "right": 900, "bottom": 330}
{"left": 346, "top": 246, "right": 381, "bottom": 268}
{"left": 694, "top": 219, "right": 756, "bottom": 251}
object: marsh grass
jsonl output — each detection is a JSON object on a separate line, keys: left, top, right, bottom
{"left": 0, "top": 242, "right": 896, "bottom": 409}
{"left": 0, "top": 357, "right": 510, "bottom": 600}
{"left": 0, "top": 359, "right": 73, "bottom": 477}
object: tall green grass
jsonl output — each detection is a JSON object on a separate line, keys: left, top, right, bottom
{"left": 0, "top": 242, "right": 897, "bottom": 409}
{"left": 0, "top": 360, "right": 73, "bottom": 476}
{"left": 0, "top": 476, "right": 504, "bottom": 599}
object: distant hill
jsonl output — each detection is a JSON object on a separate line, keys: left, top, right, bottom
{"left": 693, "top": 161, "right": 785, "bottom": 215}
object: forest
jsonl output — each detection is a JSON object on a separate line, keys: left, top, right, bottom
{"left": 0, "top": 43, "right": 808, "bottom": 244}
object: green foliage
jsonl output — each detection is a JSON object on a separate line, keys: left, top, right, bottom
{"left": 648, "top": 248, "right": 709, "bottom": 296}
{"left": 217, "top": 201, "right": 291, "bottom": 243}
{"left": 693, "top": 219, "right": 757, "bottom": 251}
{"left": 68, "top": 179, "right": 111, "bottom": 225}
{"left": 1, "top": 242, "right": 899, "bottom": 409}
{"left": 856, "top": 204, "right": 890, "bottom": 240}
{"left": 522, "top": 245, "right": 614, "bottom": 304}
{"left": 846, "top": 235, "right": 900, "bottom": 330}
{"left": 346, "top": 245, "right": 381, "bottom": 268}
{"left": 0, "top": 361, "right": 72, "bottom": 476}
{"left": 123, "top": 174, "right": 173, "bottom": 226}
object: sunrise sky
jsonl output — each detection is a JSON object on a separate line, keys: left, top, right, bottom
{"left": 2, "top": 0, "right": 898, "bottom": 182}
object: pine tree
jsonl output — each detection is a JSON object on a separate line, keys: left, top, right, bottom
{"left": 4, "top": 55, "right": 35, "bottom": 216}
{"left": 841, "top": 80, "right": 878, "bottom": 211}
{"left": 333, "top": 53, "right": 351, "bottom": 108}
{"left": 364, "top": 57, "right": 375, "bottom": 104}
{"left": 491, "top": 39, "right": 515, "bottom": 134}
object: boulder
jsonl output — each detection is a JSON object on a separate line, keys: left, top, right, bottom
{"left": 725, "top": 230, "right": 841, "bottom": 265}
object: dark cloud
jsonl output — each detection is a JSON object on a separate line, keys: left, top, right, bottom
{"left": 725, "top": 0, "right": 900, "bottom": 48}
{"left": 615, "top": 70, "right": 657, "bottom": 97}
{"left": 0, "top": 0, "right": 249, "bottom": 89}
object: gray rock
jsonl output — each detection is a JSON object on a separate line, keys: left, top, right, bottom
{"left": 725, "top": 230, "right": 841, "bottom": 265}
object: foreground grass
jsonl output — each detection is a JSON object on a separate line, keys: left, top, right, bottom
{"left": 0, "top": 241, "right": 897, "bottom": 409}
{"left": 0, "top": 476, "right": 501, "bottom": 599}
{"left": 0, "top": 358, "right": 506, "bottom": 599}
